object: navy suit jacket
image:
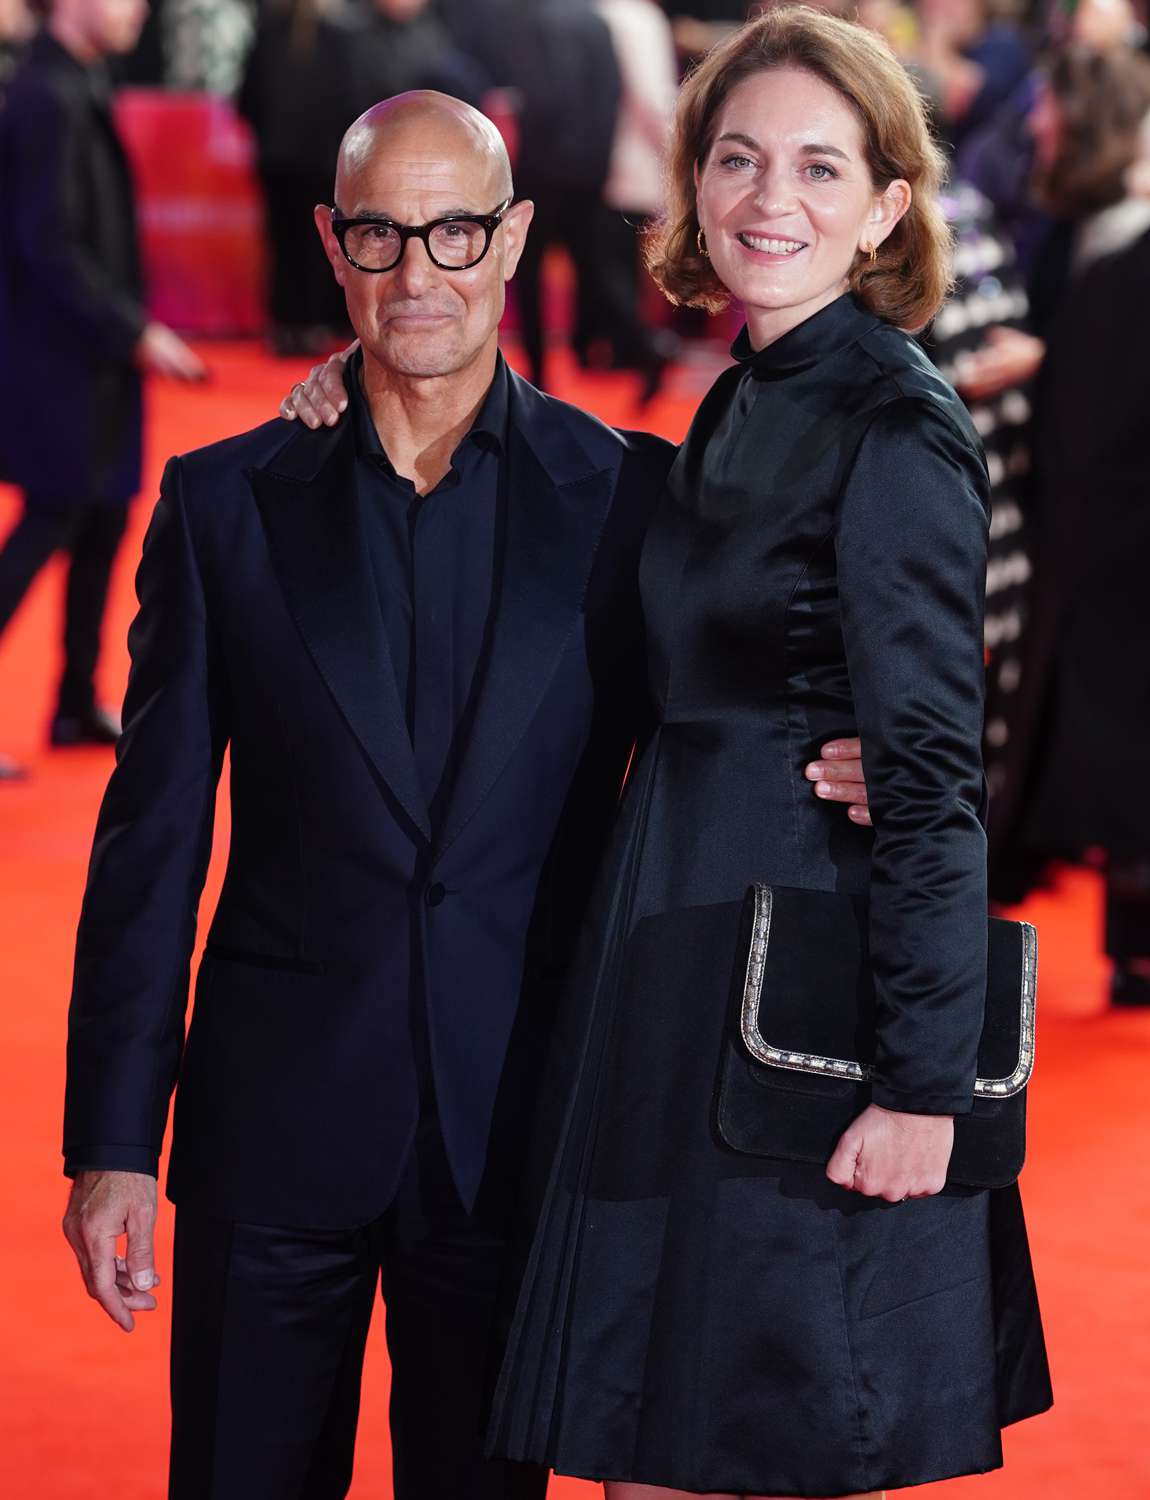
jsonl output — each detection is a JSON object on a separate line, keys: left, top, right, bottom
{"left": 64, "top": 368, "right": 675, "bottom": 1227}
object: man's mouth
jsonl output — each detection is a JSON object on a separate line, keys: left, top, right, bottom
{"left": 736, "top": 233, "right": 807, "bottom": 256}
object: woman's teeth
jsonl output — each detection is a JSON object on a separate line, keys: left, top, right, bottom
{"left": 738, "top": 234, "right": 805, "bottom": 254}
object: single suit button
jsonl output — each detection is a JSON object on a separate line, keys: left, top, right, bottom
{"left": 426, "top": 882, "right": 447, "bottom": 908}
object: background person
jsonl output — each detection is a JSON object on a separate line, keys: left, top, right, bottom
{"left": 575, "top": 0, "right": 682, "bottom": 399}
{"left": 501, "top": 0, "right": 624, "bottom": 391}
{"left": 0, "top": 0, "right": 205, "bottom": 776}
{"left": 238, "top": 0, "right": 364, "bottom": 354}
{"left": 988, "top": 48, "right": 1150, "bottom": 1007}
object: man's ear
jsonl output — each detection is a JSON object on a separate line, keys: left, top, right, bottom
{"left": 314, "top": 204, "right": 348, "bottom": 286}
{"left": 499, "top": 199, "right": 535, "bottom": 282}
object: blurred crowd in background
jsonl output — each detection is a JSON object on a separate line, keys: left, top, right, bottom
{"left": 2, "top": 0, "right": 1150, "bottom": 1003}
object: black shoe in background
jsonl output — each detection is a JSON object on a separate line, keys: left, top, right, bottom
{"left": 1110, "top": 966, "right": 1150, "bottom": 1007}
{"left": 50, "top": 705, "right": 121, "bottom": 747}
{"left": 636, "top": 330, "right": 681, "bottom": 410}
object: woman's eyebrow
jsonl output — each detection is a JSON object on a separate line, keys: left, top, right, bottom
{"left": 716, "top": 131, "right": 760, "bottom": 150}
{"left": 714, "top": 132, "right": 851, "bottom": 163}
{"left": 798, "top": 142, "right": 850, "bottom": 161}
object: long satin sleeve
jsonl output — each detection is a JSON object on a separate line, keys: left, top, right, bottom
{"left": 836, "top": 398, "right": 991, "bottom": 1115}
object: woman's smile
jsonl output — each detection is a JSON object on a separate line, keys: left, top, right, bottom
{"left": 734, "top": 231, "right": 809, "bottom": 258}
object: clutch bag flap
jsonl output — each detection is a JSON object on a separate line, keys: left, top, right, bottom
{"left": 716, "top": 884, "right": 1037, "bottom": 1189}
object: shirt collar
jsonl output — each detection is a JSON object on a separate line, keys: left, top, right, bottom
{"left": 730, "top": 292, "right": 880, "bottom": 379}
{"left": 348, "top": 348, "right": 509, "bottom": 475}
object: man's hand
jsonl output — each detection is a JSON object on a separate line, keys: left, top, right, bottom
{"left": 136, "top": 322, "right": 209, "bottom": 383}
{"left": 280, "top": 341, "right": 358, "bottom": 428}
{"left": 826, "top": 1104, "right": 954, "bottom": 1202}
{"left": 805, "top": 737, "right": 870, "bottom": 826}
{"left": 62, "top": 1170, "right": 160, "bottom": 1332}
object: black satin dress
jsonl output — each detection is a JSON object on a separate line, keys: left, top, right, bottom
{"left": 489, "top": 294, "right": 1052, "bottom": 1496}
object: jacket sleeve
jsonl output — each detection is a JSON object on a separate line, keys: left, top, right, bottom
{"left": 9, "top": 81, "right": 146, "bottom": 360}
{"left": 63, "top": 457, "right": 229, "bottom": 1176}
{"left": 836, "top": 398, "right": 991, "bottom": 1115}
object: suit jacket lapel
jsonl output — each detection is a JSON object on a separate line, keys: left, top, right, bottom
{"left": 437, "top": 374, "right": 616, "bottom": 854}
{"left": 250, "top": 421, "right": 431, "bottom": 842}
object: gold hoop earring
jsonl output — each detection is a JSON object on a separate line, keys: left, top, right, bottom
{"left": 696, "top": 227, "right": 709, "bottom": 259}
{"left": 863, "top": 242, "right": 877, "bottom": 265}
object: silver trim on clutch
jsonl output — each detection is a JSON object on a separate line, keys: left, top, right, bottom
{"left": 739, "top": 884, "right": 1037, "bottom": 1099}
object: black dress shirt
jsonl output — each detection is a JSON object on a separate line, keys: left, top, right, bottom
{"left": 348, "top": 351, "right": 508, "bottom": 816}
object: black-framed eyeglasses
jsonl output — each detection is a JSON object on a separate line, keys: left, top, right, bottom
{"left": 330, "top": 198, "right": 514, "bottom": 273}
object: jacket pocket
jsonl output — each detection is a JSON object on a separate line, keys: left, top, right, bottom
{"left": 202, "top": 942, "right": 324, "bottom": 976}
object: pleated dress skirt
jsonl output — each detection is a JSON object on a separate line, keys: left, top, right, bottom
{"left": 487, "top": 745, "right": 1053, "bottom": 1497}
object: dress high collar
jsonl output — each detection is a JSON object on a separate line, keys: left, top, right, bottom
{"left": 730, "top": 293, "right": 881, "bottom": 378}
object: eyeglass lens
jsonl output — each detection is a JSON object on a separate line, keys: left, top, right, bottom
{"left": 343, "top": 219, "right": 490, "bottom": 271}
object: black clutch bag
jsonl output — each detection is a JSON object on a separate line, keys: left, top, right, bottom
{"left": 716, "top": 885, "right": 1038, "bottom": 1189}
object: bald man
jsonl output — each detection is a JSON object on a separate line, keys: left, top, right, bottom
{"left": 58, "top": 91, "right": 673, "bottom": 1500}
{"left": 61, "top": 93, "right": 868, "bottom": 1498}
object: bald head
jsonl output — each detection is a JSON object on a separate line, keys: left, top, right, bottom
{"left": 335, "top": 91, "right": 513, "bottom": 208}
{"left": 316, "top": 89, "right": 533, "bottom": 385}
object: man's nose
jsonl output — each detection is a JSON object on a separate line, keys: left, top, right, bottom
{"left": 391, "top": 235, "right": 439, "bottom": 292}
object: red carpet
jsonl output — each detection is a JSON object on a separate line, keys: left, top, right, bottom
{"left": 1, "top": 342, "right": 1147, "bottom": 1497}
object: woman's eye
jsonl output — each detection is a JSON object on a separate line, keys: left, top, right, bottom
{"left": 720, "top": 153, "right": 755, "bottom": 170}
{"left": 806, "top": 162, "right": 838, "bottom": 181}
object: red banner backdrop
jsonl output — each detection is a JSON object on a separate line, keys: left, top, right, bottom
{"left": 115, "top": 90, "right": 267, "bottom": 336}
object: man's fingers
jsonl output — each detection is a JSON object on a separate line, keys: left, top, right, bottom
{"left": 125, "top": 1221, "right": 156, "bottom": 1292}
{"left": 85, "top": 1237, "right": 135, "bottom": 1332}
{"left": 848, "top": 805, "right": 873, "bottom": 827}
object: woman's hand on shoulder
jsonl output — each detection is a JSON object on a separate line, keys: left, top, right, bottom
{"left": 826, "top": 1103, "right": 954, "bottom": 1201}
{"left": 279, "top": 341, "right": 358, "bottom": 428}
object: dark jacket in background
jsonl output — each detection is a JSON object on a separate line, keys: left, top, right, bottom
{"left": 238, "top": 8, "right": 368, "bottom": 183}
{"left": 0, "top": 32, "right": 145, "bottom": 505}
{"left": 506, "top": 0, "right": 621, "bottom": 194}
{"left": 990, "top": 225, "right": 1150, "bottom": 884}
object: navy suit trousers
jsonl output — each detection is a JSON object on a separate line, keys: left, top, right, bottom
{"left": 168, "top": 1106, "right": 548, "bottom": 1500}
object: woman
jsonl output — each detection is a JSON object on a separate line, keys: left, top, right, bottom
{"left": 284, "top": 12, "right": 1051, "bottom": 1493}
{"left": 485, "top": 11, "right": 1050, "bottom": 1497}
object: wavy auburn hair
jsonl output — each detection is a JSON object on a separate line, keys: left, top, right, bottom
{"left": 645, "top": 5, "right": 952, "bottom": 332}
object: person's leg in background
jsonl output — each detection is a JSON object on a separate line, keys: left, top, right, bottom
{"left": 513, "top": 189, "right": 559, "bottom": 392}
{"left": 0, "top": 494, "right": 77, "bottom": 639}
{"left": 261, "top": 169, "right": 347, "bottom": 357}
{"left": 299, "top": 170, "right": 353, "bottom": 347}
{"left": 567, "top": 198, "right": 676, "bottom": 406}
{"left": 0, "top": 496, "right": 81, "bottom": 776}
{"left": 53, "top": 501, "right": 130, "bottom": 744}
{"left": 1106, "top": 857, "right": 1150, "bottom": 1006}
